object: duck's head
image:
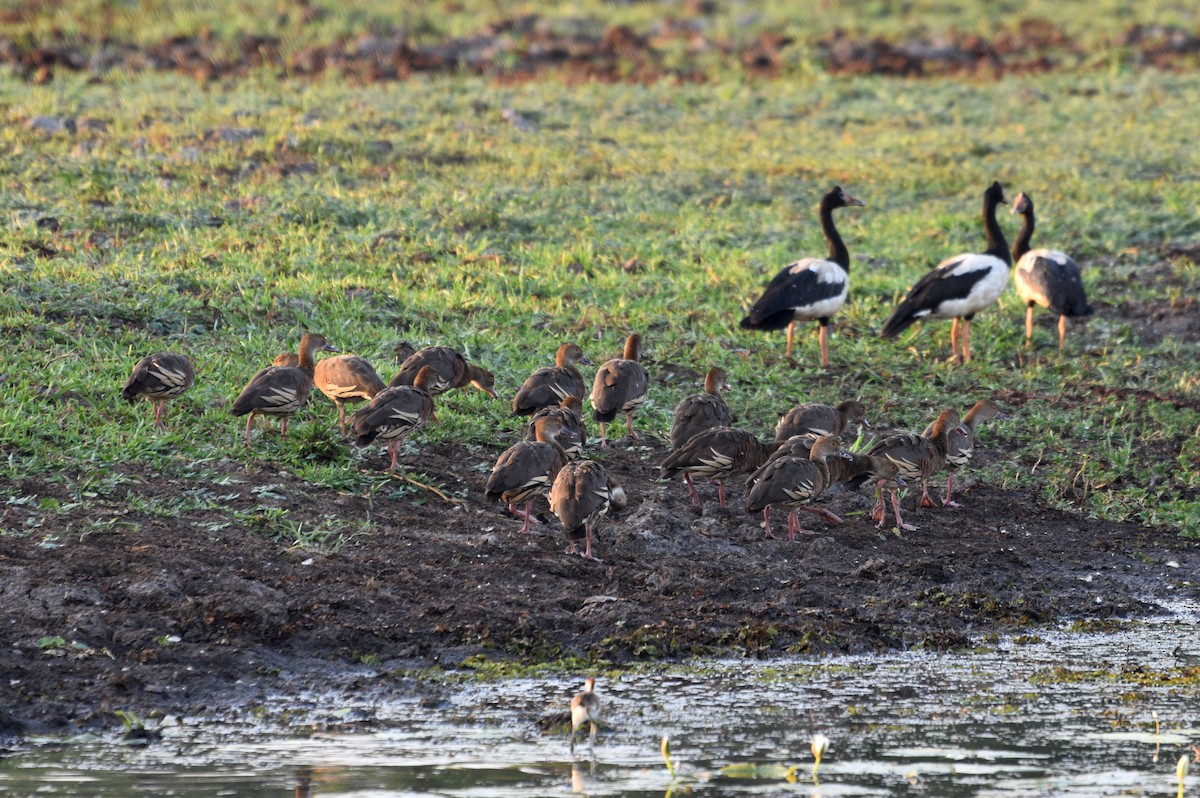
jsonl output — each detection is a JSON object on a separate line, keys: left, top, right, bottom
{"left": 559, "top": 342, "right": 594, "bottom": 367}
{"left": 299, "top": 333, "right": 339, "bottom": 356}
{"left": 706, "top": 367, "right": 731, "bottom": 393}
{"left": 468, "top": 365, "right": 498, "bottom": 398}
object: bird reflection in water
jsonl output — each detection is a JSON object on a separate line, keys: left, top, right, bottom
{"left": 570, "top": 758, "right": 596, "bottom": 795}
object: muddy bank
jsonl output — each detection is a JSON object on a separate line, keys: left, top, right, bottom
{"left": 1, "top": 435, "right": 1197, "bottom": 740}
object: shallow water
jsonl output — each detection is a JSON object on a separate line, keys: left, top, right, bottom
{"left": 3, "top": 607, "right": 1198, "bottom": 797}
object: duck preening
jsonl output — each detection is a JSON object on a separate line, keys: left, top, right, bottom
{"left": 921, "top": 398, "right": 1005, "bottom": 508}
{"left": 349, "top": 365, "right": 438, "bottom": 470}
{"left": 774, "top": 399, "right": 869, "bottom": 444}
{"left": 122, "top": 352, "right": 195, "bottom": 430}
{"left": 512, "top": 342, "right": 593, "bottom": 416}
{"left": 486, "top": 415, "right": 570, "bottom": 535}
{"left": 549, "top": 459, "right": 627, "bottom": 560}
{"left": 881, "top": 182, "right": 1011, "bottom": 364}
{"left": 851, "top": 408, "right": 966, "bottom": 531}
{"left": 313, "top": 354, "right": 387, "bottom": 433}
{"left": 1011, "top": 192, "right": 1093, "bottom": 350}
{"left": 668, "top": 367, "right": 733, "bottom": 451}
{"left": 524, "top": 395, "right": 587, "bottom": 459}
{"left": 590, "top": 333, "right": 649, "bottom": 447}
{"left": 569, "top": 677, "right": 602, "bottom": 753}
{"left": 745, "top": 435, "right": 849, "bottom": 540}
{"left": 660, "top": 426, "right": 777, "bottom": 507}
{"left": 740, "top": 185, "right": 865, "bottom": 367}
{"left": 390, "top": 346, "right": 497, "bottom": 398}
{"left": 231, "top": 333, "right": 337, "bottom": 446}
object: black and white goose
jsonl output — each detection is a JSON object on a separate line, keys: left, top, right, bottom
{"left": 1011, "top": 192, "right": 1092, "bottom": 350}
{"left": 739, "top": 185, "right": 865, "bottom": 367}
{"left": 880, "top": 181, "right": 1011, "bottom": 365}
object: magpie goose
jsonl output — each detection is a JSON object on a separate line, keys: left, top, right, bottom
{"left": 880, "top": 182, "right": 1011, "bottom": 364}
{"left": 740, "top": 185, "right": 865, "bottom": 368}
{"left": 1011, "top": 192, "right": 1092, "bottom": 350}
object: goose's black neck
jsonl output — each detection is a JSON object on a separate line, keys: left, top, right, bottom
{"left": 1012, "top": 202, "right": 1035, "bottom": 262}
{"left": 983, "top": 190, "right": 1012, "bottom": 266}
{"left": 820, "top": 195, "right": 851, "bottom": 269}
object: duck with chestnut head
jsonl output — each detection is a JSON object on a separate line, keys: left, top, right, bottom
{"left": 232, "top": 333, "right": 338, "bottom": 446}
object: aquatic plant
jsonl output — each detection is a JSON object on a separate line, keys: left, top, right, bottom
{"left": 812, "top": 732, "right": 830, "bottom": 777}
{"left": 661, "top": 735, "right": 676, "bottom": 779}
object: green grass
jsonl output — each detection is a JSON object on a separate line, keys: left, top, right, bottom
{"left": 0, "top": 3, "right": 1198, "bottom": 538}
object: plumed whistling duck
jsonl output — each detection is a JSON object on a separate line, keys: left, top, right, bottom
{"left": 668, "top": 367, "right": 733, "bottom": 451}
{"left": 825, "top": 450, "right": 904, "bottom": 488}
{"left": 774, "top": 399, "right": 869, "bottom": 444}
{"left": 921, "top": 398, "right": 1005, "bottom": 508}
{"left": 569, "top": 677, "right": 602, "bottom": 753}
{"left": 850, "top": 408, "right": 966, "bottom": 531}
{"left": 660, "top": 426, "right": 777, "bottom": 508}
{"left": 590, "top": 333, "right": 648, "bottom": 447}
{"left": 827, "top": 453, "right": 909, "bottom": 532}
{"left": 745, "top": 435, "right": 849, "bottom": 540}
{"left": 740, "top": 185, "right": 865, "bottom": 367}
{"left": 313, "top": 354, "right": 387, "bottom": 433}
{"left": 512, "top": 342, "right": 594, "bottom": 416}
{"left": 486, "top": 414, "right": 570, "bottom": 535}
{"left": 232, "top": 333, "right": 337, "bottom": 446}
{"left": 122, "top": 352, "right": 195, "bottom": 430}
{"left": 525, "top": 395, "right": 587, "bottom": 459}
{"left": 349, "top": 365, "right": 438, "bottom": 471}
{"left": 880, "top": 182, "right": 1011, "bottom": 365}
{"left": 549, "top": 459, "right": 626, "bottom": 560}
{"left": 1011, "top": 192, "right": 1093, "bottom": 350}
{"left": 390, "top": 345, "right": 497, "bottom": 398}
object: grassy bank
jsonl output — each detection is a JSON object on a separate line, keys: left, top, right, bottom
{"left": 0, "top": 38, "right": 1197, "bottom": 538}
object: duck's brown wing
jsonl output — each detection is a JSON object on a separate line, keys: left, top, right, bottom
{"left": 774, "top": 403, "right": 837, "bottom": 443}
{"left": 486, "top": 441, "right": 567, "bottom": 504}
{"left": 550, "top": 460, "right": 617, "bottom": 538}
{"left": 350, "top": 387, "right": 433, "bottom": 444}
{"left": 590, "top": 360, "right": 648, "bottom": 423}
{"left": 661, "top": 427, "right": 762, "bottom": 480}
{"left": 123, "top": 352, "right": 195, "bottom": 402}
{"left": 745, "top": 456, "right": 828, "bottom": 513}
{"left": 315, "top": 355, "right": 386, "bottom": 402}
{"left": 513, "top": 366, "right": 585, "bottom": 415}
{"left": 864, "top": 433, "right": 937, "bottom": 482}
{"left": 232, "top": 366, "right": 311, "bottom": 416}
{"left": 669, "top": 394, "right": 733, "bottom": 450}
{"left": 390, "top": 347, "right": 465, "bottom": 393}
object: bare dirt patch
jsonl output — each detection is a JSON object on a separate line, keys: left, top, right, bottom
{"left": 2, "top": 433, "right": 1196, "bottom": 740}
{"left": 4, "top": 15, "right": 1200, "bottom": 85}
{"left": 1089, "top": 251, "right": 1200, "bottom": 347}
